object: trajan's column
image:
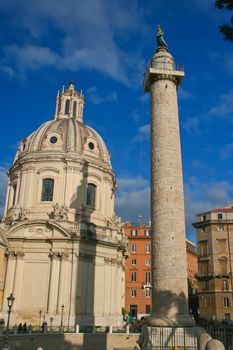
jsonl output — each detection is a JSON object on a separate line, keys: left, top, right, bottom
{"left": 144, "top": 26, "right": 194, "bottom": 328}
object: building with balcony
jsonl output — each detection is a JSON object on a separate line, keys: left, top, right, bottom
{"left": 124, "top": 223, "right": 198, "bottom": 319}
{"left": 193, "top": 204, "right": 233, "bottom": 322}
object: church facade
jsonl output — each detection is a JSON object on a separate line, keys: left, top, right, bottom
{"left": 0, "top": 81, "right": 127, "bottom": 327}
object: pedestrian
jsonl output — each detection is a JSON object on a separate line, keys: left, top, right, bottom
{"left": 22, "top": 322, "right": 27, "bottom": 333}
{"left": 17, "top": 323, "right": 23, "bottom": 333}
{"left": 41, "top": 321, "right": 47, "bottom": 333}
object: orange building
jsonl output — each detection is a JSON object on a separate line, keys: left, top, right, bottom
{"left": 124, "top": 223, "right": 198, "bottom": 319}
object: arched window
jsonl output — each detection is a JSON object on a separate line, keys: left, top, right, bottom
{"left": 65, "top": 100, "right": 70, "bottom": 115}
{"left": 86, "top": 183, "right": 96, "bottom": 208}
{"left": 73, "top": 101, "right": 77, "bottom": 117}
{"left": 12, "top": 183, "right": 17, "bottom": 206}
{"left": 41, "top": 178, "right": 54, "bottom": 201}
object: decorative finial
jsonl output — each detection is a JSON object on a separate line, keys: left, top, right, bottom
{"left": 62, "top": 85, "right": 65, "bottom": 92}
{"left": 156, "top": 25, "right": 168, "bottom": 48}
{"left": 68, "top": 80, "right": 75, "bottom": 91}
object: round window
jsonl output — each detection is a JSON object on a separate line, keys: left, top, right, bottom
{"left": 50, "top": 136, "right": 58, "bottom": 144}
{"left": 88, "top": 142, "right": 95, "bottom": 150}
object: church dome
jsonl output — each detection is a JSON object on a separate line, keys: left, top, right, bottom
{"left": 1, "top": 82, "right": 127, "bottom": 330}
{"left": 14, "top": 81, "right": 111, "bottom": 167}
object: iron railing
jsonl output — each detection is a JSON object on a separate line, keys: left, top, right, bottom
{"left": 147, "top": 326, "right": 200, "bottom": 350}
{"left": 145, "top": 59, "right": 184, "bottom": 73}
{"left": 204, "top": 325, "right": 233, "bottom": 350}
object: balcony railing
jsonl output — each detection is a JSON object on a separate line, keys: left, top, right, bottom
{"left": 145, "top": 59, "right": 184, "bottom": 73}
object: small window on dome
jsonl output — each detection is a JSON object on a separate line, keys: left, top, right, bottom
{"left": 88, "top": 142, "right": 95, "bottom": 150}
{"left": 65, "top": 100, "right": 70, "bottom": 114}
{"left": 50, "top": 136, "right": 58, "bottom": 144}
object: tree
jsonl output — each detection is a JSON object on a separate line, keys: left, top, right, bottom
{"left": 215, "top": 0, "right": 233, "bottom": 42}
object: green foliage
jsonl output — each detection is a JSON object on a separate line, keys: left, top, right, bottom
{"left": 215, "top": 0, "right": 233, "bottom": 41}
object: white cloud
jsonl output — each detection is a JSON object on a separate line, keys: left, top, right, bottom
{"left": 184, "top": 178, "right": 233, "bottom": 240}
{"left": 0, "top": 167, "right": 8, "bottom": 218}
{"left": 0, "top": 0, "right": 145, "bottom": 85}
{"left": 208, "top": 90, "right": 233, "bottom": 119}
{"left": 87, "top": 86, "right": 117, "bottom": 105}
{"left": 117, "top": 176, "right": 149, "bottom": 190}
{"left": 116, "top": 174, "right": 233, "bottom": 242}
{"left": 132, "top": 123, "right": 150, "bottom": 142}
{"left": 2, "top": 45, "right": 58, "bottom": 78}
{"left": 115, "top": 176, "right": 150, "bottom": 224}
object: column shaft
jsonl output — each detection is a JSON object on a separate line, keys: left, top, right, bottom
{"left": 47, "top": 254, "right": 60, "bottom": 314}
{"left": 3, "top": 254, "right": 17, "bottom": 310}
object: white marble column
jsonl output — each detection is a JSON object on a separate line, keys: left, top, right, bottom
{"left": 19, "top": 170, "right": 27, "bottom": 206}
{"left": 12, "top": 252, "right": 25, "bottom": 311}
{"left": 115, "top": 262, "right": 122, "bottom": 318}
{"left": 103, "top": 258, "right": 111, "bottom": 317}
{"left": 4, "top": 182, "right": 10, "bottom": 216}
{"left": 57, "top": 252, "right": 69, "bottom": 313}
{"left": 70, "top": 253, "right": 79, "bottom": 315}
{"left": 2, "top": 251, "right": 17, "bottom": 310}
{"left": 47, "top": 252, "right": 61, "bottom": 314}
{"left": 86, "top": 258, "right": 94, "bottom": 316}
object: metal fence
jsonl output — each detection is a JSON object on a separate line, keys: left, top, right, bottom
{"left": 147, "top": 327, "right": 201, "bottom": 350}
{"left": 0, "top": 324, "right": 140, "bottom": 335}
{"left": 204, "top": 325, "right": 233, "bottom": 350}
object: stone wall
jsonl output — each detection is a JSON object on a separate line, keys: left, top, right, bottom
{"left": 0, "top": 333, "right": 139, "bottom": 350}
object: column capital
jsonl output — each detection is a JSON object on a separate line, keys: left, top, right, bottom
{"left": 104, "top": 257, "right": 123, "bottom": 268}
{"left": 49, "top": 251, "right": 60, "bottom": 260}
{"left": 48, "top": 251, "right": 69, "bottom": 260}
{"left": 5, "top": 250, "right": 25, "bottom": 259}
{"left": 60, "top": 252, "right": 69, "bottom": 260}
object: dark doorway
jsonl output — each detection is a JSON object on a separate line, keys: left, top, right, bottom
{"left": 130, "top": 304, "right": 138, "bottom": 318}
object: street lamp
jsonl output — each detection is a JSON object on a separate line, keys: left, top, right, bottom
{"left": 60, "top": 304, "right": 64, "bottom": 328}
{"left": 3, "top": 293, "right": 15, "bottom": 349}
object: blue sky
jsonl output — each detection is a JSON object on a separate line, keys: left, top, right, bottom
{"left": 0, "top": 0, "right": 233, "bottom": 242}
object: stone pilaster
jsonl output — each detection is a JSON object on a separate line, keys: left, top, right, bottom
{"left": 2, "top": 251, "right": 21, "bottom": 310}
{"left": 12, "top": 252, "right": 25, "bottom": 311}
{"left": 47, "top": 252, "right": 61, "bottom": 314}
{"left": 57, "top": 252, "right": 69, "bottom": 313}
{"left": 70, "top": 253, "right": 78, "bottom": 316}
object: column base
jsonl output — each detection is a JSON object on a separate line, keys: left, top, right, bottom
{"left": 139, "top": 325, "right": 204, "bottom": 350}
